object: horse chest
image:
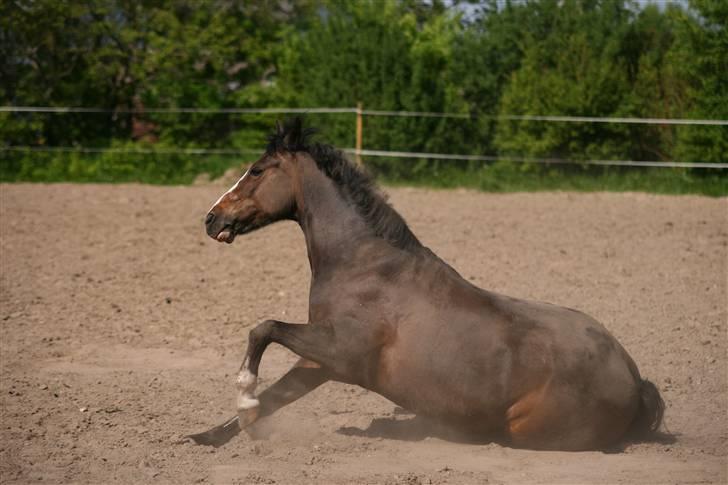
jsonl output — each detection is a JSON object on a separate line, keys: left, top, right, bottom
{"left": 307, "top": 276, "right": 398, "bottom": 324}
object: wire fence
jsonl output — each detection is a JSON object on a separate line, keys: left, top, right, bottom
{"left": 2, "top": 105, "right": 726, "bottom": 125}
{"left": 4, "top": 145, "right": 727, "bottom": 169}
{"left": 2, "top": 105, "right": 727, "bottom": 169}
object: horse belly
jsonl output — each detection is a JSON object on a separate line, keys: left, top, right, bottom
{"left": 373, "top": 330, "right": 511, "bottom": 433}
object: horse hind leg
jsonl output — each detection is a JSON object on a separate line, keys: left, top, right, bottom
{"left": 505, "top": 383, "right": 634, "bottom": 451}
{"left": 506, "top": 385, "right": 558, "bottom": 450}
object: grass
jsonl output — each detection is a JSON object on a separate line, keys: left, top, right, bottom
{"left": 1, "top": 152, "right": 726, "bottom": 196}
{"left": 0, "top": 151, "right": 241, "bottom": 185}
{"left": 370, "top": 158, "right": 728, "bottom": 197}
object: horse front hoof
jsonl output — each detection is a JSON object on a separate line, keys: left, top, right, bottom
{"left": 186, "top": 416, "right": 241, "bottom": 447}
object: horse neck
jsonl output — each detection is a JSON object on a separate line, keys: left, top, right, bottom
{"left": 294, "top": 161, "right": 375, "bottom": 276}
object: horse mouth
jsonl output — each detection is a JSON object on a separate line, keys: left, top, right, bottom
{"left": 214, "top": 222, "right": 241, "bottom": 244}
{"left": 212, "top": 219, "right": 262, "bottom": 244}
{"left": 216, "top": 228, "right": 236, "bottom": 244}
{"left": 214, "top": 222, "right": 254, "bottom": 243}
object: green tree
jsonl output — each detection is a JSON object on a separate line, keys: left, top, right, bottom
{"left": 449, "top": 0, "right": 565, "bottom": 155}
{"left": 0, "top": 0, "right": 315, "bottom": 148}
{"left": 672, "top": 0, "right": 728, "bottom": 164}
{"left": 619, "top": 4, "right": 688, "bottom": 161}
{"left": 275, "top": 0, "right": 468, "bottom": 177}
{"left": 494, "top": 0, "right": 636, "bottom": 161}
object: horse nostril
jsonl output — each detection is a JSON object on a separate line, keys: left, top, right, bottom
{"left": 205, "top": 212, "right": 215, "bottom": 225}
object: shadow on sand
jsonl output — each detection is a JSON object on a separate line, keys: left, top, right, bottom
{"left": 336, "top": 408, "right": 678, "bottom": 452}
{"left": 337, "top": 411, "right": 499, "bottom": 445}
{"left": 187, "top": 408, "right": 677, "bottom": 451}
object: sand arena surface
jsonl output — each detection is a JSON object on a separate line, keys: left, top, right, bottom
{"left": 0, "top": 183, "right": 726, "bottom": 484}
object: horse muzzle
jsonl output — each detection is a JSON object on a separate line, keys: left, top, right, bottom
{"left": 205, "top": 212, "right": 237, "bottom": 244}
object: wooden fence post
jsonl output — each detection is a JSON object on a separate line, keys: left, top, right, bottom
{"left": 355, "top": 102, "right": 363, "bottom": 166}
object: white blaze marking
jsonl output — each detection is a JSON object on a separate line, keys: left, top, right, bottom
{"left": 209, "top": 169, "right": 249, "bottom": 212}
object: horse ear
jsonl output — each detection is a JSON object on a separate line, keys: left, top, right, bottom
{"left": 283, "top": 117, "right": 303, "bottom": 148}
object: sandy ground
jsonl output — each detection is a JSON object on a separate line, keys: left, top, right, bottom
{"left": 0, "top": 183, "right": 726, "bottom": 484}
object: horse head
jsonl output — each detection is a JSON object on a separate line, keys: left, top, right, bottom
{"left": 205, "top": 120, "right": 311, "bottom": 243}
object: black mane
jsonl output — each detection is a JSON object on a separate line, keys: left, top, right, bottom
{"left": 266, "top": 118, "right": 421, "bottom": 251}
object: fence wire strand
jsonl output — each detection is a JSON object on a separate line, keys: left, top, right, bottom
{"left": 3, "top": 145, "right": 726, "bottom": 169}
{"left": 2, "top": 105, "right": 726, "bottom": 126}
{"left": 2, "top": 105, "right": 726, "bottom": 169}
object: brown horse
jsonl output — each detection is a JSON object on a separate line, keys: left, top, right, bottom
{"left": 190, "top": 118, "right": 664, "bottom": 451}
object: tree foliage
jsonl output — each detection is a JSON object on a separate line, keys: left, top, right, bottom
{"left": 0, "top": 0, "right": 314, "bottom": 148}
{"left": 670, "top": 0, "right": 728, "bottom": 163}
{"left": 0, "top": 0, "right": 725, "bottom": 185}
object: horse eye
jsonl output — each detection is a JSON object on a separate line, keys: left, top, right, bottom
{"left": 249, "top": 167, "right": 263, "bottom": 177}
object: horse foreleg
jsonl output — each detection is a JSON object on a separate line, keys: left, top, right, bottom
{"left": 237, "top": 353, "right": 331, "bottom": 428}
{"left": 234, "top": 319, "right": 284, "bottom": 421}
{"left": 243, "top": 318, "right": 380, "bottom": 385}
{"left": 187, "top": 358, "right": 329, "bottom": 446}
{"left": 190, "top": 317, "right": 377, "bottom": 447}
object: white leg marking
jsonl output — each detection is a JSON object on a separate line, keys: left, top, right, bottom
{"left": 237, "top": 394, "right": 260, "bottom": 410}
{"left": 209, "top": 169, "right": 249, "bottom": 212}
{"left": 236, "top": 369, "right": 257, "bottom": 392}
{"left": 236, "top": 369, "right": 259, "bottom": 411}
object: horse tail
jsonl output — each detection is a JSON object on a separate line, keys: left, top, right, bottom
{"left": 628, "top": 378, "right": 665, "bottom": 440}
